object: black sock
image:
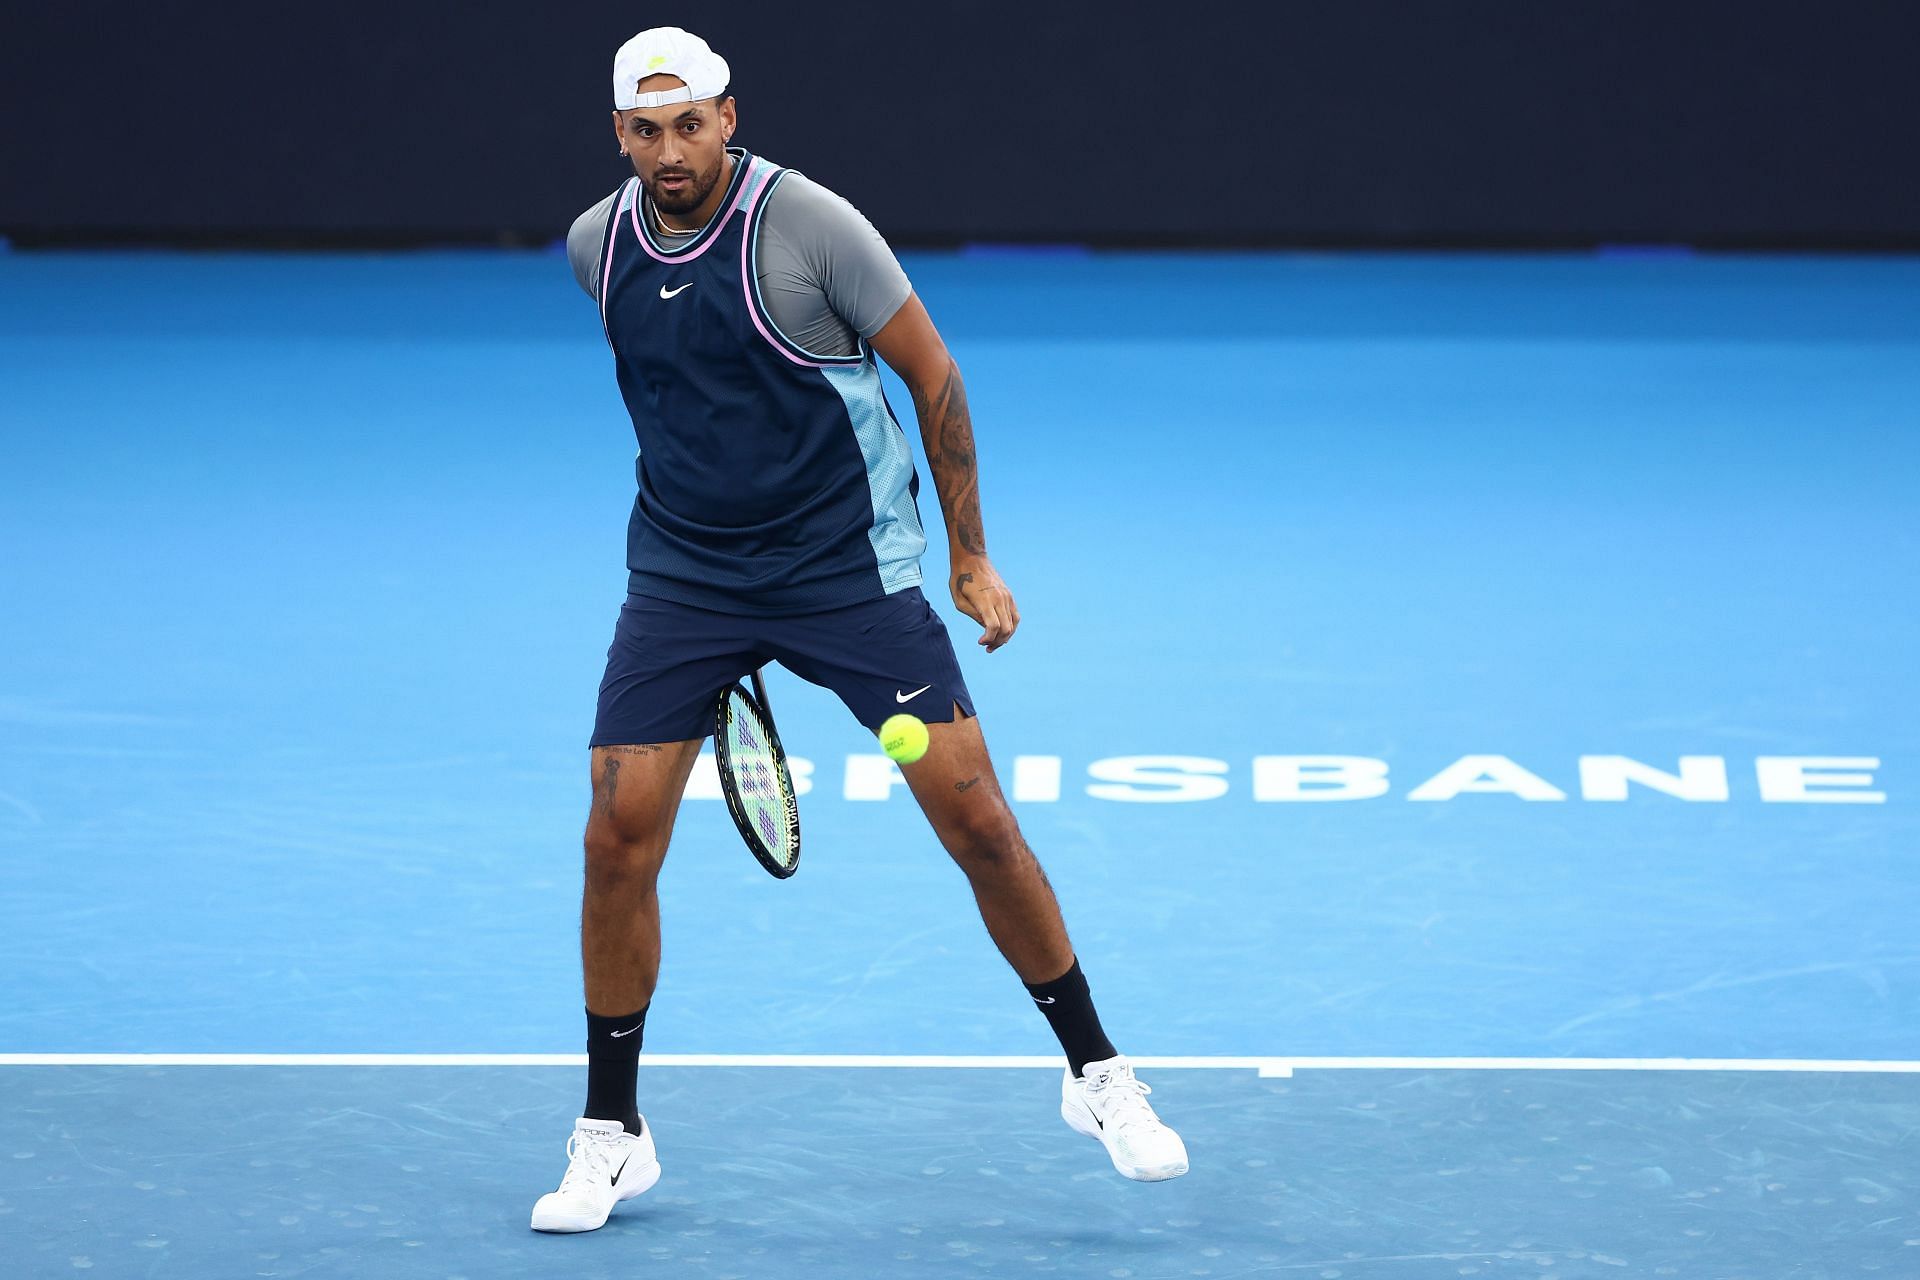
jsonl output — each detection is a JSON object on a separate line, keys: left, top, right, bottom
{"left": 584, "top": 1005, "right": 647, "bottom": 1135}
{"left": 1024, "top": 958, "right": 1118, "bottom": 1077}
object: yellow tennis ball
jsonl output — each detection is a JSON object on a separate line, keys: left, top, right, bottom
{"left": 878, "top": 713, "right": 929, "bottom": 765}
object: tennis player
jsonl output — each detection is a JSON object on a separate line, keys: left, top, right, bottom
{"left": 531, "top": 27, "right": 1187, "bottom": 1233}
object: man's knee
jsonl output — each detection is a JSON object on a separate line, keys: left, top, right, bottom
{"left": 583, "top": 814, "right": 669, "bottom": 892}
{"left": 941, "top": 805, "right": 1027, "bottom": 875}
{"left": 583, "top": 740, "right": 700, "bottom": 891}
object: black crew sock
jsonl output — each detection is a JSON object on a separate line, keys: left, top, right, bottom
{"left": 1023, "top": 958, "right": 1118, "bottom": 1078}
{"left": 584, "top": 1005, "right": 648, "bottom": 1135}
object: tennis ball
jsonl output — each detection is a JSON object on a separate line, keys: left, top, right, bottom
{"left": 879, "top": 713, "right": 930, "bottom": 765}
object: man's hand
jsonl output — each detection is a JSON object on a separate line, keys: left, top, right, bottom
{"left": 951, "top": 554, "right": 1020, "bottom": 651}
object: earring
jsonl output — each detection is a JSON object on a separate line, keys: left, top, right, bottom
{"left": 619, "top": 149, "right": 629, "bottom": 156}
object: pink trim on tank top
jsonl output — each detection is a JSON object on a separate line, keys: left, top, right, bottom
{"left": 630, "top": 158, "right": 757, "bottom": 264}
{"left": 736, "top": 167, "right": 836, "bottom": 369}
{"left": 599, "top": 179, "right": 634, "bottom": 343}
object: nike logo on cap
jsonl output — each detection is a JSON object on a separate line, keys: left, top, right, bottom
{"left": 659, "top": 282, "right": 693, "bottom": 299}
{"left": 895, "top": 684, "right": 932, "bottom": 703}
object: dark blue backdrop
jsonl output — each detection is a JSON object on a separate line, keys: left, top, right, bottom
{"left": 4, "top": 1, "right": 1917, "bottom": 246}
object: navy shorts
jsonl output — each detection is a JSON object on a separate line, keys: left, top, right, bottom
{"left": 591, "top": 587, "right": 976, "bottom": 746}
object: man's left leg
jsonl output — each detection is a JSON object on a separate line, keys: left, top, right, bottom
{"left": 897, "top": 710, "right": 1072, "bottom": 983}
{"left": 900, "top": 710, "right": 1189, "bottom": 1182}
{"left": 762, "top": 585, "right": 1186, "bottom": 1179}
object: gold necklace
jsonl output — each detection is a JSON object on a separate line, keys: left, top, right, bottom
{"left": 652, "top": 200, "right": 697, "bottom": 238}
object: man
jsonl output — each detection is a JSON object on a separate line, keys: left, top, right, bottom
{"left": 531, "top": 26, "right": 1186, "bottom": 1234}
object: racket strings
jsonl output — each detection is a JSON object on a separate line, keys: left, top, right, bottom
{"left": 723, "top": 692, "right": 797, "bottom": 866}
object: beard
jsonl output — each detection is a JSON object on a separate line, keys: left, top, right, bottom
{"left": 648, "top": 157, "right": 725, "bottom": 216}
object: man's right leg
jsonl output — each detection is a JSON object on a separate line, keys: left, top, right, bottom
{"left": 535, "top": 594, "right": 758, "bottom": 1233}
{"left": 580, "top": 739, "right": 704, "bottom": 1122}
{"left": 532, "top": 738, "right": 702, "bottom": 1234}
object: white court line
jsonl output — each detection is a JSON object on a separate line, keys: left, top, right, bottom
{"left": 2, "top": 1053, "right": 1919, "bottom": 1078}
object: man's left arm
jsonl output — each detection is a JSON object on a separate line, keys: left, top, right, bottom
{"left": 870, "top": 296, "right": 1020, "bottom": 653}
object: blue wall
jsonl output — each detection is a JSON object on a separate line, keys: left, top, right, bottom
{"left": 5, "top": 1, "right": 1917, "bottom": 246}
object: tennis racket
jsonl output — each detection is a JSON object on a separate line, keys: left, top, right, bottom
{"left": 713, "top": 666, "right": 801, "bottom": 878}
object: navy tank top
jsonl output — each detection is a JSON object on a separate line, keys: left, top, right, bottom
{"left": 594, "top": 150, "right": 927, "bottom": 615}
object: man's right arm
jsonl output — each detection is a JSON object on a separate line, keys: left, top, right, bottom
{"left": 567, "top": 192, "right": 620, "bottom": 301}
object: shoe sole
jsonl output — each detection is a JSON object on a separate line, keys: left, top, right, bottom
{"left": 1061, "top": 1102, "right": 1189, "bottom": 1182}
{"left": 530, "top": 1159, "right": 662, "bottom": 1233}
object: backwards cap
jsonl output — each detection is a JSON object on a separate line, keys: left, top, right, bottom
{"left": 613, "top": 27, "right": 730, "bottom": 109}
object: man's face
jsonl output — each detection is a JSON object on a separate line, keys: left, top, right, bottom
{"left": 611, "top": 74, "right": 736, "bottom": 216}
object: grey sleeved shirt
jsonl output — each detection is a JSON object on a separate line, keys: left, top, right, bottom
{"left": 566, "top": 166, "right": 912, "bottom": 358}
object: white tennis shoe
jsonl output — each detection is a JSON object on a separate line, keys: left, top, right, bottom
{"left": 530, "top": 1117, "right": 660, "bottom": 1233}
{"left": 1061, "top": 1055, "right": 1189, "bottom": 1181}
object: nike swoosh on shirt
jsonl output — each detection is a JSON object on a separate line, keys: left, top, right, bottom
{"left": 659, "top": 282, "right": 693, "bottom": 299}
{"left": 895, "top": 684, "right": 932, "bottom": 703}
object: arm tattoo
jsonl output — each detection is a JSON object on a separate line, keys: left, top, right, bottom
{"left": 911, "top": 358, "right": 986, "bottom": 556}
{"left": 955, "top": 775, "right": 981, "bottom": 793}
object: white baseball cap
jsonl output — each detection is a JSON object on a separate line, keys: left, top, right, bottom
{"left": 612, "top": 27, "right": 731, "bottom": 110}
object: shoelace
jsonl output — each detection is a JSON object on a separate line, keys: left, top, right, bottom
{"left": 1088, "top": 1072, "right": 1158, "bottom": 1134}
{"left": 557, "top": 1130, "right": 625, "bottom": 1193}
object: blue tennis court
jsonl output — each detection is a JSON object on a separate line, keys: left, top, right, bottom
{"left": 2, "top": 248, "right": 1916, "bottom": 1277}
